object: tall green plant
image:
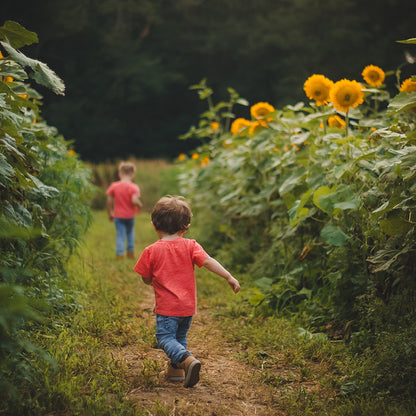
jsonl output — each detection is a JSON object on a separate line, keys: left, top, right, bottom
{"left": 0, "top": 21, "right": 94, "bottom": 409}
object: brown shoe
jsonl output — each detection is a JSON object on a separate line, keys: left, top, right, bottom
{"left": 159, "top": 364, "right": 185, "bottom": 382}
{"left": 178, "top": 355, "right": 201, "bottom": 388}
{"left": 126, "top": 251, "right": 135, "bottom": 259}
{"left": 116, "top": 255, "right": 124, "bottom": 260}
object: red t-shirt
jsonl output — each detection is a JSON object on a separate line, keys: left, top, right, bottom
{"left": 134, "top": 237, "right": 209, "bottom": 316}
{"left": 106, "top": 181, "right": 141, "bottom": 219}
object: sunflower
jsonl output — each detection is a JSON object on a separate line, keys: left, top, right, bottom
{"left": 201, "top": 156, "right": 210, "bottom": 167}
{"left": 248, "top": 120, "right": 267, "bottom": 135}
{"left": 329, "top": 79, "right": 364, "bottom": 113}
{"left": 362, "top": 65, "right": 385, "bottom": 87}
{"left": 210, "top": 121, "right": 220, "bottom": 131}
{"left": 250, "top": 102, "right": 275, "bottom": 121}
{"left": 177, "top": 153, "right": 186, "bottom": 161}
{"left": 328, "top": 115, "right": 346, "bottom": 129}
{"left": 230, "top": 118, "right": 251, "bottom": 136}
{"left": 400, "top": 77, "right": 416, "bottom": 93}
{"left": 191, "top": 153, "right": 199, "bottom": 160}
{"left": 303, "top": 74, "right": 334, "bottom": 106}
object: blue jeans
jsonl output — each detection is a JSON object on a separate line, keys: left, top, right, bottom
{"left": 156, "top": 314, "right": 193, "bottom": 365}
{"left": 114, "top": 217, "right": 135, "bottom": 255}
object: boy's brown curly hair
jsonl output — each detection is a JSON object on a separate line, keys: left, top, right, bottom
{"left": 151, "top": 196, "right": 193, "bottom": 234}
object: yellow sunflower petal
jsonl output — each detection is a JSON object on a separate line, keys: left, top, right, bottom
{"left": 250, "top": 102, "right": 275, "bottom": 121}
{"left": 362, "top": 65, "right": 385, "bottom": 87}
{"left": 303, "top": 74, "right": 334, "bottom": 106}
{"left": 329, "top": 79, "right": 364, "bottom": 113}
{"left": 400, "top": 77, "right": 416, "bottom": 93}
{"left": 231, "top": 118, "right": 251, "bottom": 136}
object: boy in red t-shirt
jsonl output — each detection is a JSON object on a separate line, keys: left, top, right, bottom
{"left": 106, "top": 161, "right": 142, "bottom": 259}
{"left": 134, "top": 196, "right": 240, "bottom": 388}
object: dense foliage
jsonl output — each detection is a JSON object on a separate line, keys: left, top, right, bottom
{"left": 178, "top": 51, "right": 416, "bottom": 400}
{"left": 0, "top": 21, "right": 94, "bottom": 411}
{"left": 3, "top": 0, "right": 416, "bottom": 160}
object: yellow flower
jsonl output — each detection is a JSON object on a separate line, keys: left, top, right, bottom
{"left": 248, "top": 120, "right": 267, "bottom": 135}
{"left": 328, "top": 115, "right": 346, "bottom": 129}
{"left": 178, "top": 153, "right": 186, "bottom": 161}
{"left": 329, "top": 79, "right": 364, "bottom": 113}
{"left": 230, "top": 118, "right": 251, "bottom": 136}
{"left": 4, "top": 76, "right": 13, "bottom": 83}
{"left": 201, "top": 156, "right": 210, "bottom": 166}
{"left": 18, "top": 94, "right": 28, "bottom": 99}
{"left": 303, "top": 74, "right": 334, "bottom": 106}
{"left": 68, "top": 149, "right": 76, "bottom": 156}
{"left": 210, "top": 121, "right": 219, "bottom": 131}
{"left": 191, "top": 153, "right": 199, "bottom": 160}
{"left": 362, "top": 65, "right": 385, "bottom": 87}
{"left": 250, "top": 102, "right": 275, "bottom": 121}
{"left": 400, "top": 77, "right": 416, "bottom": 93}
{"left": 0, "top": 51, "right": 3, "bottom": 58}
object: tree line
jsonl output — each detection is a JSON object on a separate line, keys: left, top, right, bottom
{"left": 3, "top": 0, "right": 416, "bottom": 161}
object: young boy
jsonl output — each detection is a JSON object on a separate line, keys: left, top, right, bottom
{"left": 133, "top": 196, "right": 240, "bottom": 388}
{"left": 106, "top": 161, "right": 143, "bottom": 259}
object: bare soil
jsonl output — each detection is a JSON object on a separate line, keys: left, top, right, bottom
{"left": 113, "top": 284, "right": 326, "bottom": 416}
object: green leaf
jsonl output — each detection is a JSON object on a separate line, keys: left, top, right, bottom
{"left": 0, "top": 21, "right": 38, "bottom": 49}
{"left": 0, "top": 41, "right": 65, "bottom": 95}
{"left": 387, "top": 91, "right": 416, "bottom": 114}
{"left": 334, "top": 198, "right": 361, "bottom": 210}
{"left": 380, "top": 216, "right": 412, "bottom": 236}
{"left": 397, "top": 38, "right": 416, "bottom": 44}
{"left": 313, "top": 186, "right": 331, "bottom": 211}
{"left": 278, "top": 167, "right": 306, "bottom": 195}
{"left": 255, "top": 277, "right": 274, "bottom": 291}
{"left": 320, "top": 224, "right": 350, "bottom": 246}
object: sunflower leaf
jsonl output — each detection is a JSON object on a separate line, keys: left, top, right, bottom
{"left": 0, "top": 21, "right": 38, "bottom": 49}
{"left": 397, "top": 38, "right": 416, "bottom": 44}
{"left": 387, "top": 92, "right": 416, "bottom": 114}
{"left": 0, "top": 41, "right": 65, "bottom": 95}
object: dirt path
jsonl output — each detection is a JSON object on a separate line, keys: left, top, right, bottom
{"left": 113, "top": 283, "right": 290, "bottom": 416}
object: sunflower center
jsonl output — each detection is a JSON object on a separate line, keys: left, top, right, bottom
{"left": 344, "top": 94, "right": 351, "bottom": 102}
{"left": 315, "top": 90, "right": 321, "bottom": 96}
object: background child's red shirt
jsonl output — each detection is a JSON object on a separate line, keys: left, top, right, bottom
{"left": 106, "top": 181, "right": 141, "bottom": 218}
{"left": 134, "top": 237, "right": 209, "bottom": 316}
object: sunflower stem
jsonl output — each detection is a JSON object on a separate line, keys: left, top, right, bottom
{"left": 345, "top": 110, "right": 350, "bottom": 159}
{"left": 345, "top": 111, "right": 349, "bottom": 138}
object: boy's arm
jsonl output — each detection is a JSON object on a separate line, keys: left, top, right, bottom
{"left": 106, "top": 195, "right": 114, "bottom": 221}
{"left": 202, "top": 257, "right": 240, "bottom": 293}
{"left": 132, "top": 194, "right": 143, "bottom": 208}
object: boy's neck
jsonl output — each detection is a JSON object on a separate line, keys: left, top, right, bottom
{"left": 158, "top": 231, "right": 185, "bottom": 240}
{"left": 160, "top": 233, "right": 182, "bottom": 241}
{"left": 119, "top": 174, "right": 133, "bottom": 182}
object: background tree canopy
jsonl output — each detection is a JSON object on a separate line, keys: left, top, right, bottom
{"left": 3, "top": 0, "right": 416, "bottom": 161}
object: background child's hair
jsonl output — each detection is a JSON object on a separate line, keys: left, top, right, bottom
{"left": 118, "top": 161, "right": 136, "bottom": 176}
{"left": 151, "top": 196, "right": 192, "bottom": 234}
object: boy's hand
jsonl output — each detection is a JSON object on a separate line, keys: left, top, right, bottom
{"left": 227, "top": 276, "right": 240, "bottom": 293}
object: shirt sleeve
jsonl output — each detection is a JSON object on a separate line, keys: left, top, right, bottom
{"left": 133, "top": 184, "right": 141, "bottom": 197}
{"left": 134, "top": 248, "right": 152, "bottom": 277}
{"left": 192, "top": 241, "right": 209, "bottom": 268}
{"left": 106, "top": 183, "right": 115, "bottom": 195}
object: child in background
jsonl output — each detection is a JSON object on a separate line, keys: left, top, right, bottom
{"left": 134, "top": 195, "right": 240, "bottom": 388}
{"left": 106, "top": 161, "right": 143, "bottom": 259}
